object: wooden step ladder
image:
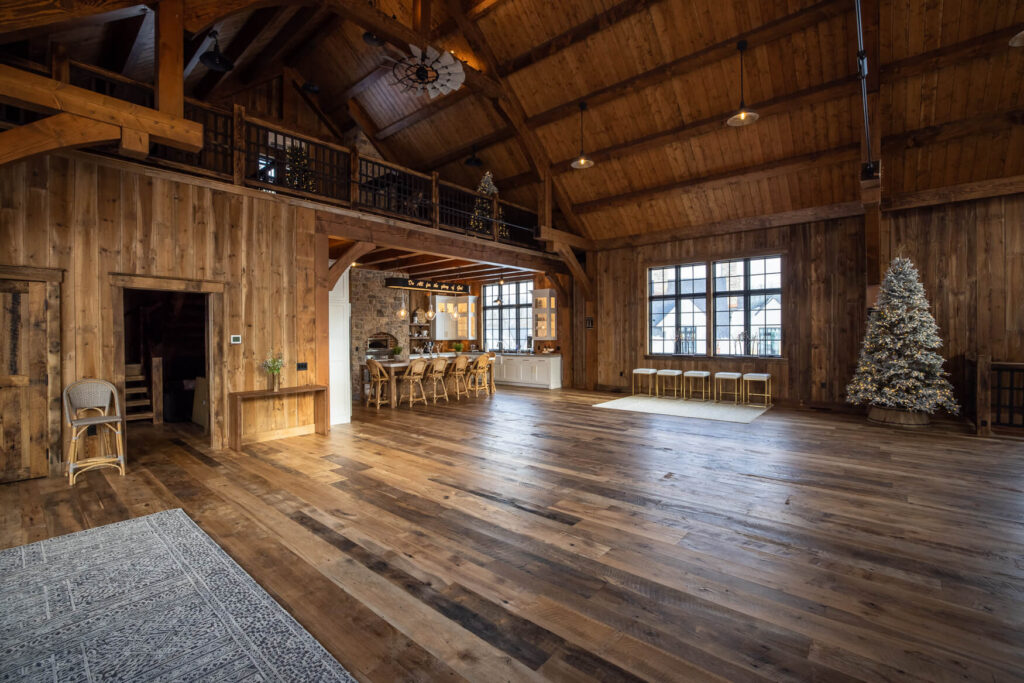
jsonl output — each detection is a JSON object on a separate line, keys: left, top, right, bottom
{"left": 124, "top": 358, "right": 162, "bottom": 423}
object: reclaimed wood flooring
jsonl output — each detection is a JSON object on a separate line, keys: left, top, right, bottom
{"left": 2, "top": 387, "right": 1023, "bottom": 682}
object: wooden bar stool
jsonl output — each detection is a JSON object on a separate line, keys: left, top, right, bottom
{"left": 632, "top": 368, "right": 656, "bottom": 395}
{"left": 683, "top": 370, "right": 710, "bottom": 401}
{"left": 655, "top": 369, "right": 683, "bottom": 397}
{"left": 714, "top": 372, "right": 743, "bottom": 404}
{"left": 743, "top": 372, "right": 773, "bottom": 407}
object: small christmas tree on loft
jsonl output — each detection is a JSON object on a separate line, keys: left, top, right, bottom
{"left": 846, "top": 257, "right": 959, "bottom": 425}
{"left": 284, "top": 145, "right": 316, "bottom": 192}
{"left": 469, "top": 171, "right": 507, "bottom": 238}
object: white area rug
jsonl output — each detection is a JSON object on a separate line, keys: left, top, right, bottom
{"left": 593, "top": 395, "right": 769, "bottom": 423}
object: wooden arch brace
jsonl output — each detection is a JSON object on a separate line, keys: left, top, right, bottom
{"left": 328, "top": 241, "right": 376, "bottom": 289}
{"left": 0, "top": 113, "right": 122, "bottom": 167}
{"left": 552, "top": 242, "right": 593, "bottom": 301}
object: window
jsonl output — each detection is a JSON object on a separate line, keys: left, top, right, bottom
{"left": 713, "top": 256, "right": 782, "bottom": 356}
{"left": 648, "top": 264, "right": 707, "bottom": 355}
{"left": 483, "top": 281, "right": 533, "bottom": 352}
{"left": 646, "top": 255, "right": 782, "bottom": 357}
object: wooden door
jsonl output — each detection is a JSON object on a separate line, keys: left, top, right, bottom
{"left": 0, "top": 278, "right": 51, "bottom": 482}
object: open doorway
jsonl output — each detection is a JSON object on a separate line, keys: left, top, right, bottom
{"left": 122, "top": 289, "right": 209, "bottom": 430}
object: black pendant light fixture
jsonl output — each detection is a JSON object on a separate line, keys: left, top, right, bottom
{"left": 726, "top": 40, "right": 758, "bottom": 127}
{"left": 1011, "top": 29, "right": 1024, "bottom": 47}
{"left": 570, "top": 102, "right": 595, "bottom": 170}
{"left": 464, "top": 144, "right": 484, "bottom": 167}
{"left": 199, "top": 31, "right": 234, "bottom": 72}
{"left": 363, "top": 31, "right": 386, "bottom": 47}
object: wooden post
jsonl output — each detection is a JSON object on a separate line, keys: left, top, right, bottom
{"left": 50, "top": 43, "right": 69, "bottom": 82}
{"left": 976, "top": 354, "right": 992, "bottom": 436}
{"left": 155, "top": 0, "right": 184, "bottom": 117}
{"left": 491, "top": 195, "right": 499, "bottom": 240}
{"left": 349, "top": 150, "right": 360, "bottom": 206}
{"left": 232, "top": 104, "right": 246, "bottom": 185}
{"left": 431, "top": 171, "right": 440, "bottom": 230}
{"left": 150, "top": 356, "right": 163, "bottom": 425}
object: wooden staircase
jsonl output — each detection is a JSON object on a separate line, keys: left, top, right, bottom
{"left": 124, "top": 357, "right": 162, "bottom": 423}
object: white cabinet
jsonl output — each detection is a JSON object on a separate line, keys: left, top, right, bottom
{"left": 432, "top": 295, "right": 477, "bottom": 341}
{"left": 533, "top": 288, "right": 557, "bottom": 340}
{"left": 494, "top": 355, "right": 561, "bottom": 389}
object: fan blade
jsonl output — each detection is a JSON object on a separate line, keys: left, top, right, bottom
{"left": 425, "top": 45, "right": 440, "bottom": 61}
{"left": 452, "top": 71, "right": 465, "bottom": 85}
{"left": 438, "top": 51, "right": 455, "bottom": 67}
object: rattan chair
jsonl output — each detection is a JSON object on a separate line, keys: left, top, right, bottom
{"left": 365, "top": 358, "right": 391, "bottom": 409}
{"left": 63, "top": 379, "right": 125, "bottom": 486}
{"left": 450, "top": 355, "right": 471, "bottom": 400}
{"left": 398, "top": 359, "right": 429, "bottom": 407}
{"left": 468, "top": 355, "right": 491, "bottom": 397}
{"left": 426, "top": 357, "right": 449, "bottom": 404}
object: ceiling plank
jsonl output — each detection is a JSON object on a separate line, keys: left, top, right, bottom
{"left": 322, "top": 0, "right": 502, "bottom": 98}
{"left": 423, "top": 125, "right": 515, "bottom": 170}
{"left": 524, "top": 0, "right": 848, "bottom": 130}
{"left": 0, "top": 63, "right": 203, "bottom": 151}
{"left": 498, "top": 0, "right": 667, "bottom": 76}
{"left": 377, "top": 88, "right": 473, "bottom": 139}
{"left": 0, "top": 0, "right": 142, "bottom": 37}
{"left": 572, "top": 144, "right": 861, "bottom": 214}
{"left": 883, "top": 175, "right": 1024, "bottom": 212}
{"left": 289, "top": 74, "right": 348, "bottom": 141}
{"left": 880, "top": 23, "right": 1024, "bottom": 80}
{"left": 371, "top": 253, "right": 457, "bottom": 270}
{"left": 192, "top": 6, "right": 285, "bottom": 100}
{"left": 347, "top": 97, "right": 406, "bottom": 163}
{"left": 238, "top": 5, "right": 319, "bottom": 85}
{"left": 883, "top": 110, "right": 1024, "bottom": 151}
{"left": 101, "top": 11, "right": 149, "bottom": 74}
{"left": 283, "top": 13, "right": 343, "bottom": 65}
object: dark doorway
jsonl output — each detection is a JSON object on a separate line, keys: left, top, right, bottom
{"left": 123, "top": 289, "right": 208, "bottom": 427}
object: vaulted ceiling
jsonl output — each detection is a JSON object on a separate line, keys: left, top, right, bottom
{"left": 1, "top": 0, "right": 1022, "bottom": 242}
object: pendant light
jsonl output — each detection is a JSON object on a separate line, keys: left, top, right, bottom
{"left": 464, "top": 145, "right": 484, "bottom": 167}
{"left": 498, "top": 270, "right": 505, "bottom": 286}
{"left": 425, "top": 293, "right": 436, "bottom": 321}
{"left": 570, "top": 102, "right": 594, "bottom": 170}
{"left": 726, "top": 40, "right": 758, "bottom": 127}
{"left": 199, "top": 31, "right": 234, "bottom": 72}
{"left": 396, "top": 290, "right": 409, "bottom": 320}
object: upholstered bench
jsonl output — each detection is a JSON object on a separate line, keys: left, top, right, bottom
{"left": 632, "top": 368, "right": 657, "bottom": 395}
{"left": 683, "top": 370, "right": 711, "bottom": 401}
{"left": 714, "top": 371, "right": 743, "bottom": 404}
{"left": 655, "top": 369, "right": 683, "bottom": 397}
{"left": 743, "top": 372, "right": 772, "bottom": 407}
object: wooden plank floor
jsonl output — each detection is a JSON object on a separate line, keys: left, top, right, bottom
{"left": 3, "top": 387, "right": 1023, "bottom": 682}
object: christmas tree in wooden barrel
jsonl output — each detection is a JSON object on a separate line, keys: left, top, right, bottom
{"left": 847, "top": 257, "right": 959, "bottom": 426}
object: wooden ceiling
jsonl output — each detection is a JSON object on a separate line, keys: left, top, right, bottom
{"left": 2, "top": 0, "right": 1022, "bottom": 242}
{"left": 330, "top": 240, "right": 536, "bottom": 284}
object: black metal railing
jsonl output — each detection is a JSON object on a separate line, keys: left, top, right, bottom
{"left": 993, "top": 363, "right": 1024, "bottom": 428}
{"left": 438, "top": 182, "right": 486, "bottom": 234}
{"left": 70, "top": 62, "right": 154, "bottom": 107}
{"left": 497, "top": 200, "right": 541, "bottom": 248}
{"left": 355, "top": 157, "right": 431, "bottom": 222}
{"left": 150, "top": 102, "right": 233, "bottom": 177}
{"left": 244, "top": 120, "right": 350, "bottom": 202}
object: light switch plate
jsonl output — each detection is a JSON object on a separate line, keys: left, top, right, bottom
{"left": 230, "top": 334, "right": 242, "bottom": 344}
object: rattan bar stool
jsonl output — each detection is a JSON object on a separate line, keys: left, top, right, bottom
{"left": 63, "top": 379, "right": 125, "bottom": 486}
{"left": 655, "top": 369, "right": 683, "bottom": 397}
{"left": 714, "top": 372, "right": 743, "bottom": 404}
{"left": 742, "top": 372, "right": 773, "bottom": 407}
{"left": 683, "top": 370, "right": 711, "bottom": 401}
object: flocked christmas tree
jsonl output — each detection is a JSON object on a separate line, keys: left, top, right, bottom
{"left": 469, "top": 171, "right": 507, "bottom": 239}
{"left": 846, "top": 257, "right": 959, "bottom": 415}
{"left": 284, "top": 145, "right": 316, "bottom": 192}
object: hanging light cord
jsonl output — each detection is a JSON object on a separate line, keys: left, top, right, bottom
{"left": 578, "top": 103, "right": 586, "bottom": 156}
{"left": 738, "top": 44, "right": 746, "bottom": 109}
{"left": 854, "top": 0, "right": 877, "bottom": 179}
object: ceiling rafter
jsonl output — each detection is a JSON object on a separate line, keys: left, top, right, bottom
{"left": 573, "top": 144, "right": 861, "bottom": 214}
{"left": 377, "top": 87, "right": 474, "bottom": 139}
{"left": 283, "top": 13, "right": 343, "bottom": 66}
{"left": 101, "top": 10, "right": 150, "bottom": 75}
{"left": 237, "top": 5, "right": 319, "bottom": 85}
{"left": 183, "top": 26, "right": 216, "bottom": 79}
{"left": 423, "top": 125, "right": 514, "bottom": 169}
{"left": 192, "top": 6, "right": 286, "bottom": 100}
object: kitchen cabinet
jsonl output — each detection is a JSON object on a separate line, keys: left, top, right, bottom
{"left": 533, "top": 288, "right": 557, "bottom": 340}
{"left": 494, "top": 355, "right": 561, "bottom": 389}
{"left": 431, "top": 295, "right": 477, "bottom": 341}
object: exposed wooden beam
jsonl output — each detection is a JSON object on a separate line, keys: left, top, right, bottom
{"left": 118, "top": 126, "right": 149, "bottom": 159}
{"left": 377, "top": 88, "right": 473, "bottom": 139}
{"left": 417, "top": 264, "right": 506, "bottom": 279}
{"left": 0, "top": 0, "right": 143, "bottom": 37}
{"left": 552, "top": 242, "right": 592, "bottom": 301}
{"left": 318, "top": 211, "right": 566, "bottom": 273}
{"left": 413, "top": 0, "right": 432, "bottom": 36}
{"left": 883, "top": 110, "right": 1024, "bottom": 150}
{"left": 467, "top": 0, "right": 512, "bottom": 20}
{"left": 322, "top": 0, "right": 502, "bottom": 98}
{"left": 880, "top": 23, "right": 1024, "bottom": 81}
{"left": 192, "top": 6, "right": 284, "bottom": 100}
{"left": 346, "top": 98, "right": 403, "bottom": 163}
{"left": 101, "top": 11, "right": 149, "bottom": 75}
{"left": 524, "top": 0, "right": 847, "bottom": 130}
{"left": 423, "top": 126, "right": 515, "bottom": 170}
{"left": 357, "top": 248, "right": 413, "bottom": 266}
{"left": 155, "top": 0, "right": 184, "bottom": 117}
{"left": 282, "top": 13, "right": 342, "bottom": 66}
{"left": 572, "top": 144, "right": 861, "bottom": 214}
{"left": 289, "top": 75, "right": 347, "bottom": 141}
{"left": 883, "top": 175, "right": 1024, "bottom": 212}
{"left": 590, "top": 201, "right": 867, "bottom": 251}
{"left": 441, "top": 0, "right": 592, "bottom": 240}
{"left": 183, "top": 27, "right": 215, "bottom": 79}
{"left": 338, "top": 67, "right": 388, "bottom": 104}
{"left": 406, "top": 259, "right": 479, "bottom": 276}
{"left": 370, "top": 253, "right": 456, "bottom": 270}
{"left": 539, "top": 227, "right": 594, "bottom": 252}
{"left": 0, "top": 112, "right": 120, "bottom": 166}
{"left": 0, "top": 64, "right": 203, "bottom": 151}
{"left": 238, "top": 5, "right": 319, "bottom": 85}
{"left": 498, "top": 0, "right": 667, "bottom": 76}
{"left": 493, "top": 169, "right": 537, "bottom": 191}
{"left": 328, "top": 241, "right": 376, "bottom": 288}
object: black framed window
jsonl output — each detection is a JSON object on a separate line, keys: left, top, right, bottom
{"left": 483, "top": 281, "right": 533, "bottom": 352}
{"left": 713, "top": 256, "right": 782, "bottom": 357}
{"left": 648, "top": 263, "right": 708, "bottom": 355}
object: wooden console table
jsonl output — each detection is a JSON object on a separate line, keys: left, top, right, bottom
{"left": 228, "top": 385, "right": 328, "bottom": 451}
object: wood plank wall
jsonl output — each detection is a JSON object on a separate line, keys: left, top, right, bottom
{"left": 0, "top": 154, "right": 321, "bottom": 450}
{"left": 587, "top": 217, "right": 867, "bottom": 405}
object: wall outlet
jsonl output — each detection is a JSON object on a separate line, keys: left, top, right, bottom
{"left": 296, "top": 362, "right": 308, "bottom": 371}
{"left": 230, "top": 334, "right": 242, "bottom": 344}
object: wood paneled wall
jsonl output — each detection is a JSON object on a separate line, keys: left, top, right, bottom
{"left": 0, "top": 153, "right": 321, "bottom": 450}
{"left": 586, "top": 217, "right": 868, "bottom": 406}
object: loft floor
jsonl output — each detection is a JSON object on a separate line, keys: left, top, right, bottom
{"left": 2, "top": 387, "right": 1022, "bottom": 682}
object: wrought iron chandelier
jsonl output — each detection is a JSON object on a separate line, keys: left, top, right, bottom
{"left": 391, "top": 44, "right": 466, "bottom": 98}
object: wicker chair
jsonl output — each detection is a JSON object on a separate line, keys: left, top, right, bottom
{"left": 398, "top": 359, "right": 429, "bottom": 407}
{"left": 450, "top": 355, "right": 471, "bottom": 400}
{"left": 365, "top": 358, "right": 391, "bottom": 409}
{"left": 63, "top": 379, "right": 125, "bottom": 486}
{"left": 468, "top": 355, "right": 491, "bottom": 397}
{"left": 426, "top": 357, "right": 449, "bottom": 404}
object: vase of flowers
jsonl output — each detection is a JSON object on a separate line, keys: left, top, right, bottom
{"left": 262, "top": 351, "right": 284, "bottom": 392}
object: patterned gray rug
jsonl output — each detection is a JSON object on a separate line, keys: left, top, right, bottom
{"left": 0, "top": 509, "right": 356, "bottom": 682}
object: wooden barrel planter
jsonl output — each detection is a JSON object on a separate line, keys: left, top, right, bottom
{"left": 867, "top": 406, "right": 930, "bottom": 427}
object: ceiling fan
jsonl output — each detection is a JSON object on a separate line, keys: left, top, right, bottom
{"left": 387, "top": 44, "right": 466, "bottom": 98}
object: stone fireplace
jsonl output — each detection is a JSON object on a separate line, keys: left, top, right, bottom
{"left": 350, "top": 268, "right": 410, "bottom": 400}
